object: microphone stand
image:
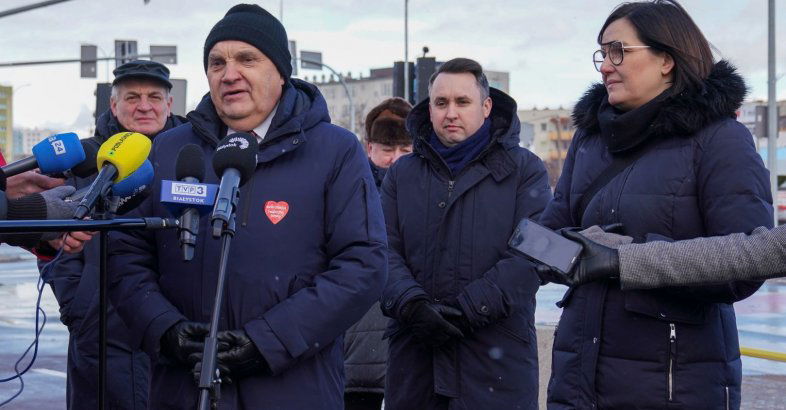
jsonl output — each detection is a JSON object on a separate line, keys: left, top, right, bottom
{"left": 0, "top": 215, "right": 179, "bottom": 410}
{"left": 198, "top": 186, "right": 240, "bottom": 410}
{"left": 93, "top": 196, "right": 111, "bottom": 410}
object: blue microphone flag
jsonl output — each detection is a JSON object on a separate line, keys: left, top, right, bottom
{"left": 32, "top": 132, "right": 85, "bottom": 174}
{"left": 160, "top": 180, "right": 218, "bottom": 215}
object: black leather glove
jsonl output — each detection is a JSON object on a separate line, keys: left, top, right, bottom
{"left": 191, "top": 329, "right": 270, "bottom": 384}
{"left": 562, "top": 230, "right": 620, "bottom": 285}
{"left": 599, "top": 223, "right": 625, "bottom": 234}
{"left": 535, "top": 264, "right": 572, "bottom": 285}
{"left": 443, "top": 306, "right": 473, "bottom": 335}
{"left": 401, "top": 300, "right": 464, "bottom": 346}
{"left": 160, "top": 321, "right": 210, "bottom": 365}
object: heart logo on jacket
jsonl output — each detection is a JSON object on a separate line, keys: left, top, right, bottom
{"left": 264, "top": 201, "right": 289, "bottom": 225}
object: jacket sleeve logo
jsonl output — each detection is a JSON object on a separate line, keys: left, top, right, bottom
{"left": 264, "top": 201, "right": 289, "bottom": 225}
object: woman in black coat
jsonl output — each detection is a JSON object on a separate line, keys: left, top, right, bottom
{"left": 540, "top": 1, "right": 773, "bottom": 409}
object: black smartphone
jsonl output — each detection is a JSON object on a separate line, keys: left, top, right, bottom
{"left": 508, "top": 218, "right": 583, "bottom": 275}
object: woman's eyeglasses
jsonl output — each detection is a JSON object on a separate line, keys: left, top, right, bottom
{"left": 593, "top": 41, "right": 651, "bottom": 71}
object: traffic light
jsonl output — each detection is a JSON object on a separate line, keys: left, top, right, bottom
{"left": 393, "top": 61, "right": 415, "bottom": 105}
{"left": 415, "top": 57, "right": 436, "bottom": 105}
{"left": 114, "top": 40, "right": 138, "bottom": 67}
{"left": 80, "top": 45, "right": 97, "bottom": 78}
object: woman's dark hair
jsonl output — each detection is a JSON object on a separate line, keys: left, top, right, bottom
{"left": 598, "top": 0, "right": 714, "bottom": 96}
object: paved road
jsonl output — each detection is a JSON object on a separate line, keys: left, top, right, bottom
{"left": 1, "top": 245, "right": 785, "bottom": 408}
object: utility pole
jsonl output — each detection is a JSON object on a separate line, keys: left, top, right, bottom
{"left": 295, "top": 58, "right": 355, "bottom": 134}
{"left": 551, "top": 116, "right": 565, "bottom": 187}
{"left": 767, "top": 0, "right": 778, "bottom": 225}
{"left": 404, "top": 0, "right": 410, "bottom": 103}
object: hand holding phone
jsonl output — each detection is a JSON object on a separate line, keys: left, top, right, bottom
{"left": 508, "top": 218, "right": 583, "bottom": 275}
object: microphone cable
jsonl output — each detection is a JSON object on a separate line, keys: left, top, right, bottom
{"left": 0, "top": 236, "right": 68, "bottom": 407}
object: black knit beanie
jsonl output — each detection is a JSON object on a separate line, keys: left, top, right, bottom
{"left": 203, "top": 4, "right": 292, "bottom": 79}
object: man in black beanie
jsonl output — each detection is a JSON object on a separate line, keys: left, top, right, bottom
{"left": 107, "top": 4, "right": 387, "bottom": 409}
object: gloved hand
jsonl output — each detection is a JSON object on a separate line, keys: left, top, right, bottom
{"left": 39, "top": 185, "right": 78, "bottom": 219}
{"left": 401, "top": 300, "right": 464, "bottom": 346}
{"left": 160, "top": 321, "right": 210, "bottom": 365}
{"left": 561, "top": 230, "right": 620, "bottom": 285}
{"left": 190, "top": 329, "right": 270, "bottom": 384}
{"left": 599, "top": 223, "right": 625, "bottom": 235}
{"left": 535, "top": 223, "right": 626, "bottom": 286}
{"left": 535, "top": 264, "right": 572, "bottom": 285}
{"left": 442, "top": 305, "right": 473, "bottom": 336}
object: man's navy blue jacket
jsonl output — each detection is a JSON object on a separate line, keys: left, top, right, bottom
{"left": 45, "top": 110, "right": 185, "bottom": 410}
{"left": 380, "top": 88, "right": 552, "bottom": 409}
{"left": 107, "top": 80, "right": 388, "bottom": 409}
{"left": 540, "top": 61, "right": 773, "bottom": 410}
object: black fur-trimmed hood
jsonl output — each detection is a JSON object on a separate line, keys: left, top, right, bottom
{"left": 572, "top": 60, "right": 747, "bottom": 137}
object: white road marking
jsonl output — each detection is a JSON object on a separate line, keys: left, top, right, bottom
{"left": 31, "top": 368, "right": 67, "bottom": 378}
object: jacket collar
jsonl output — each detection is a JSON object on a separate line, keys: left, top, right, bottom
{"left": 572, "top": 60, "right": 747, "bottom": 138}
{"left": 187, "top": 79, "right": 331, "bottom": 164}
{"left": 407, "top": 87, "right": 520, "bottom": 179}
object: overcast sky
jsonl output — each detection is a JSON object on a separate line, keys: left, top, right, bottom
{"left": 1, "top": 0, "right": 785, "bottom": 131}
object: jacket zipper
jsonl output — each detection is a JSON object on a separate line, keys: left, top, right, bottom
{"left": 241, "top": 173, "right": 256, "bottom": 227}
{"left": 725, "top": 386, "right": 730, "bottom": 410}
{"left": 668, "top": 323, "right": 676, "bottom": 401}
{"left": 447, "top": 180, "right": 455, "bottom": 200}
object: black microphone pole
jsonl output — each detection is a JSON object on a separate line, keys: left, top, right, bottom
{"left": 198, "top": 183, "right": 240, "bottom": 410}
{"left": 92, "top": 195, "right": 111, "bottom": 410}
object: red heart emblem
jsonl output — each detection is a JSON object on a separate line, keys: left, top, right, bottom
{"left": 264, "top": 201, "right": 289, "bottom": 225}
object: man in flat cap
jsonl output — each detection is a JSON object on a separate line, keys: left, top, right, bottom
{"left": 44, "top": 59, "right": 186, "bottom": 410}
{"left": 108, "top": 4, "right": 386, "bottom": 409}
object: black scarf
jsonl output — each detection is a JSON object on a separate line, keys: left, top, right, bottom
{"left": 597, "top": 91, "right": 667, "bottom": 154}
{"left": 573, "top": 61, "right": 747, "bottom": 145}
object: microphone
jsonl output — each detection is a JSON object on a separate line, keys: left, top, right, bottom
{"left": 1, "top": 132, "right": 85, "bottom": 177}
{"left": 67, "top": 159, "right": 153, "bottom": 200}
{"left": 73, "top": 132, "right": 151, "bottom": 219}
{"left": 48, "top": 137, "right": 101, "bottom": 180}
{"left": 210, "top": 133, "right": 258, "bottom": 237}
{"left": 175, "top": 144, "right": 206, "bottom": 261}
{"left": 160, "top": 144, "right": 219, "bottom": 258}
{"left": 108, "top": 159, "right": 155, "bottom": 216}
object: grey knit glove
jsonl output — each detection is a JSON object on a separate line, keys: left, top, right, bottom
{"left": 40, "top": 185, "right": 77, "bottom": 220}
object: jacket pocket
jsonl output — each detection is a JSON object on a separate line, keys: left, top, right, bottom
{"left": 625, "top": 289, "right": 709, "bottom": 324}
{"left": 496, "top": 323, "right": 530, "bottom": 345}
{"left": 493, "top": 313, "right": 532, "bottom": 345}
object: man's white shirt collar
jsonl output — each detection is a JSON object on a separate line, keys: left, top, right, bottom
{"left": 227, "top": 103, "right": 279, "bottom": 142}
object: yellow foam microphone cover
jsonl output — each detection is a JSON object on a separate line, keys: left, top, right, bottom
{"left": 96, "top": 132, "right": 152, "bottom": 182}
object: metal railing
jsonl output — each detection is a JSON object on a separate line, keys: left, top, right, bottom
{"left": 740, "top": 347, "right": 786, "bottom": 362}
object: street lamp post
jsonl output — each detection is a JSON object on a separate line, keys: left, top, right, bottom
{"left": 767, "top": 0, "right": 778, "bottom": 225}
{"left": 296, "top": 58, "right": 355, "bottom": 134}
{"left": 404, "top": 0, "right": 409, "bottom": 103}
